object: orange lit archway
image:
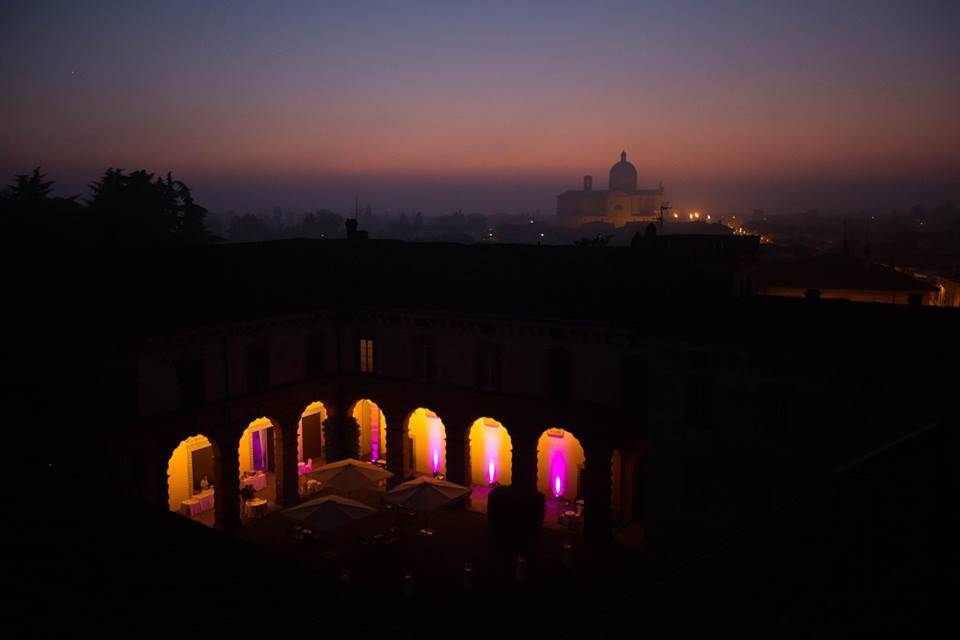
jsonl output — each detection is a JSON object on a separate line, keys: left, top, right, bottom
{"left": 468, "top": 417, "right": 512, "bottom": 486}
{"left": 536, "top": 428, "right": 585, "bottom": 501}
{"left": 238, "top": 417, "right": 279, "bottom": 510}
{"left": 167, "top": 434, "right": 216, "bottom": 527}
{"left": 298, "top": 401, "right": 327, "bottom": 467}
{"left": 406, "top": 408, "right": 446, "bottom": 475}
{"left": 351, "top": 399, "right": 387, "bottom": 463}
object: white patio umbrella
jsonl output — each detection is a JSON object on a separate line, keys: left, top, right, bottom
{"left": 282, "top": 495, "right": 378, "bottom": 532}
{"left": 384, "top": 476, "right": 470, "bottom": 513}
{"left": 311, "top": 458, "right": 393, "bottom": 494}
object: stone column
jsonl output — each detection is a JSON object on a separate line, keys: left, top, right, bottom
{"left": 445, "top": 427, "right": 469, "bottom": 486}
{"left": 511, "top": 430, "right": 539, "bottom": 494}
{"left": 380, "top": 400, "right": 410, "bottom": 488}
{"left": 146, "top": 442, "right": 166, "bottom": 507}
{"left": 215, "top": 439, "right": 241, "bottom": 530}
{"left": 642, "top": 446, "right": 664, "bottom": 572}
{"left": 276, "top": 415, "right": 301, "bottom": 508}
{"left": 583, "top": 440, "right": 613, "bottom": 545}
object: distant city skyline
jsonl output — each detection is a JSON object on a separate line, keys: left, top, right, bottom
{"left": 3, "top": 1, "right": 958, "bottom": 215}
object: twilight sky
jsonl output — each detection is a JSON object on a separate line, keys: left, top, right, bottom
{"left": 2, "top": 0, "right": 958, "bottom": 215}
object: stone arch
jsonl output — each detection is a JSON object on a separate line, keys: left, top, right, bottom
{"left": 536, "top": 427, "right": 586, "bottom": 500}
{"left": 298, "top": 401, "right": 327, "bottom": 467}
{"left": 350, "top": 398, "right": 388, "bottom": 463}
{"left": 166, "top": 433, "right": 219, "bottom": 527}
{"left": 237, "top": 416, "right": 282, "bottom": 512}
{"left": 468, "top": 417, "right": 512, "bottom": 486}
{"left": 405, "top": 407, "right": 446, "bottom": 476}
{"left": 613, "top": 448, "right": 647, "bottom": 525}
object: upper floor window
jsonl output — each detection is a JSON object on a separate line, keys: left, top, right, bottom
{"left": 621, "top": 355, "right": 648, "bottom": 405}
{"left": 684, "top": 377, "right": 713, "bottom": 430}
{"left": 304, "top": 332, "right": 324, "bottom": 377}
{"left": 246, "top": 342, "right": 270, "bottom": 393}
{"left": 544, "top": 347, "right": 575, "bottom": 400}
{"left": 176, "top": 359, "right": 205, "bottom": 410}
{"left": 109, "top": 364, "right": 139, "bottom": 421}
{"left": 359, "top": 338, "right": 375, "bottom": 373}
{"left": 475, "top": 341, "right": 503, "bottom": 390}
{"left": 411, "top": 335, "right": 436, "bottom": 381}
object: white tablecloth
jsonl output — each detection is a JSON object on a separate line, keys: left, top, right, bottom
{"left": 242, "top": 472, "right": 267, "bottom": 492}
{"left": 181, "top": 488, "right": 214, "bottom": 517}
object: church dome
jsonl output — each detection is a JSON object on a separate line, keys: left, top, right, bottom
{"left": 609, "top": 150, "right": 637, "bottom": 192}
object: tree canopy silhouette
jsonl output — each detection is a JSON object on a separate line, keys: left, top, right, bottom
{"left": 89, "top": 168, "right": 213, "bottom": 245}
{"left": 1, "top": 167, "right": 215, "bottom": 251}
{"left": 0, "top": 168, "right": 85, "bottom": 251}
{"left": 1, "top": 167, "right": 55, "bottom": 203}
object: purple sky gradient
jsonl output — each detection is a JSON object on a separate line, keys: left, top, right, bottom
{"left": 3, "top": 1, "right": 958, "bottom": 215}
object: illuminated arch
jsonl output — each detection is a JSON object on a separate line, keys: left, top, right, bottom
{"left": 406, "top": 408, "right": 446, "bottom": 475}
{"left": 238, "top": 417, "right": 280, "bottom": 507}
{"left": 298, "top": 401, "right": 327, "bottom": 465}
{"left": 536, "top": 428, "right": 585, "bottom": 500}
{"left": 351, "top": 399, "right": 387, "bottom": 463}
{"left": 167, "top": 433, "right": 217, "bottom": 526}
{"left": 468, "top": 417, "right": 512, "bottom": 486}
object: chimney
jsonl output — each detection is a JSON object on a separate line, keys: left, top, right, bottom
{"left": 583, "top": 175, "right": 593, "bottom": 192}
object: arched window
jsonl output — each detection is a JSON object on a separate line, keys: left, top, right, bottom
{"left": 544, "top": 347, "right": 575, "bottom": 399}
{"left": 167, "top": 434, "right": 216, "bottom": 527}
{"left": 474, "top": 341, "right": 503, "bottom": 390}
{"left": 621, "top": 354, "right": 649, "bottom": 411}
{"left": 411, "top": 335, "right": 437, "bottom": 381}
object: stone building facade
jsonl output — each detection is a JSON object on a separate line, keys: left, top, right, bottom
{"left": 85, "top": 238, "right": 958, "bottom": 565}
{"left": 557, "top": 151, "right": 665, "bottom": 228}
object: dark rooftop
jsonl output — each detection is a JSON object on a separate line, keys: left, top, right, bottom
{"left": 759, "top": 252, "right": 937, "bottom": 293}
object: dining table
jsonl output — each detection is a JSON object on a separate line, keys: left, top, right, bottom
{"left": 180, "top": 488, "right": 214, "bottom": 517}
{"left": 241, "top": 472, "right": 267, "bottom": 492}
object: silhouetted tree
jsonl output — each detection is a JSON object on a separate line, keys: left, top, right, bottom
{"left": 228, "top": 213, "right": 273, "bottom": 242}
{"left": 88, "top": 168, "right": 212, "bottom": 246}
{"left": 1, "top": 167, "right": 53, "bottom": 203}
{"left": 1, "top": 168, "right": 86, "bottom": 250}
{"left": 299, "top": 209, "right": 343, "bottom": 238}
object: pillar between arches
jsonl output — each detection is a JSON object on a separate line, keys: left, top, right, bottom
{"left": 215, "top": 440, "right": 241, "bottom": 530}
{"left": 378, "top": 400, "right": 409, "bottom": 487}
{"left": 276, "top": 418, "right": 301, "bottom": 508}
{"left": 511, "top": 430, "right": 539, "bottom": 494}
{"left": 444, "top": 422, "right": 469, "bottom": 487}
{"left": 583, "top": 440, "right": 614, "bottom": 544}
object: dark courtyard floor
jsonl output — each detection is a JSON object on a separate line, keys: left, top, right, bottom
{"left": 232, "top": 489, "right": 647, "bottom": 630}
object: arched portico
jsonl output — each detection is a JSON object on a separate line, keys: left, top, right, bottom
{"left": 351, "top": 399, "right": 387, "bottom": 463}
{"left": 537, "top": 427, "right": 586, "bottom": 530}
{"left": 167, "top": 434, "right": 218, "bottom": 527}
{"left": 238, "top": 417, "right": 281, "bottom": 516}
{"left": 468, "top": 417, "right": 512, "bottom": 486}
{"left": 298, "top": 401, "right": 327, "bottom": 468}
{"left": 406, "top": 408, "right": 446, "bottom": 476}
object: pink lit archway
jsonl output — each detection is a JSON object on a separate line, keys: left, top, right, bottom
{"left": 468, "top": 417, "right": 512, "bottom": 486}
{"left": 406, "top": 408, "right": 446, "bottom": 476}
{"left": 536, "top": 428, "right": 585, "bottom": 501}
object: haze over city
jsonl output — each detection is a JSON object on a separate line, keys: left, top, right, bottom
{"left": 3, "top": 0, "right": 958, "bottom": 214}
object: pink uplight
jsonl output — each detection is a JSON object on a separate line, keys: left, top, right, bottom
{"left": 554, "top": 475, "right": 562, "bottom": 498}
{"left": 488, "top": 460, "right": 496, "bottom": 484}
{"left": 432, "top": 449, "right": 440, "bottom": 474}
